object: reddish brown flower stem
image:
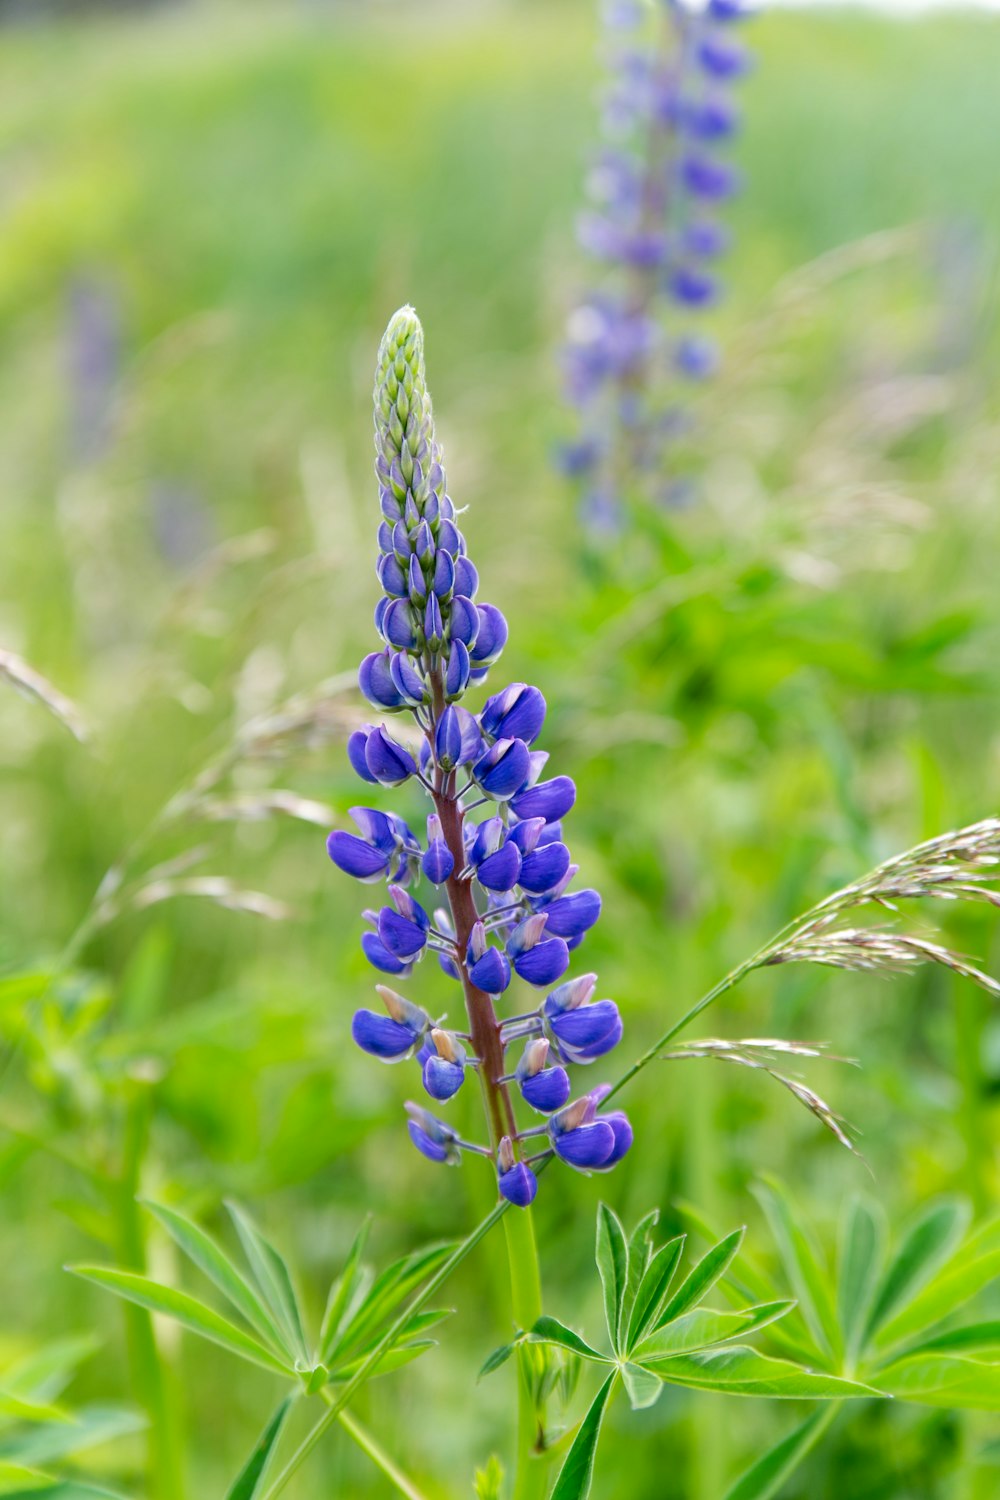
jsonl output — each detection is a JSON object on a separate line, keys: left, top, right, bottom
{"left": 427, "top": 671, "right": 519, "bottom": 1153}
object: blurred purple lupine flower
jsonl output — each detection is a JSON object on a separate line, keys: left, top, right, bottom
{"left": 558, "top": 0, "right": 754, "bottom": 522}
{"left": 326, "top": 307, "right": 631, "bottom": 1206}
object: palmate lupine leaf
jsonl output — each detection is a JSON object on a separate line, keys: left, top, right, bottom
{"left": 533, "top": 1205, "right": 877, "bottom": 1500}
{"left": 712, "top": 1180, "right": 1000, "bottom": 1496}
{"left": 74, "top": 1200, "right": 452, "bottom": 1499}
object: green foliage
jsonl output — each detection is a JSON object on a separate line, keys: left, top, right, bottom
{"left": 0, "top": 1338, "right": 139, "bottom": 1499}
{"left": 514, "top": 1206, "right": 878, "bottom": 1500}
{"left": 2, "top": 3, "right": 1000, "bottom": 1496}
{"left": 71, "top": 1201, "right": 452, "bottom": 1492}
{"left": 688, "top": 1182, "right": 1000, "bottom": 1497}
{"left": 223, "top": 1400, "right": 293, "bottom": 1500}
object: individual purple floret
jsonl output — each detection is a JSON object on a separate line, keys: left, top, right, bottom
{"left": 497, "top": 1136, "right": 538, "bottom": 1207}
{"left": 558, "top": 0, "right": 754, "bottom": 521}
{"left": 547, "top": 1087, "right": 635, "bottom": 1172}
{"left": 326, "top": 308, "right": 631, "bottom": 1207}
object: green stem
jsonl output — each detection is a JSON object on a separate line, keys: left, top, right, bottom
{"left": 503, "top": 1207, "right": 549, "bottom": 1500}
{"left": 332, "top": 1403, "right": 430, "bottom": 1500}
{"left": 117, "top": 1082, "right": 184, "bottom": 1500}
{"left": 954, "top": 982, "right": 989, "bottom": 1216}
{"left": 603, "top": 952, "right": 764, "bottom": 1106}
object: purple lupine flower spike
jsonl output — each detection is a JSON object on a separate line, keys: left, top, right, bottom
{"left": 557, "top": 0, "right": 754, "bottom": 522}
{"left": 325, "top": 307, "right": 630, "bottom": 1205}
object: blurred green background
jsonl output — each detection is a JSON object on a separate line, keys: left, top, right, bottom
{"left": 1, "top": 0, "right": 999, "bottom": 1495}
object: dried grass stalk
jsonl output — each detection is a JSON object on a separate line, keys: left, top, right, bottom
{"left": 0, "top": 648, "right": 90, "bottom": 743}
{"left": 662, "top": 1037, "right": 860, "bottom": 1157}
{"left": 130, "top": 877, "right": 291, "bottom": 921}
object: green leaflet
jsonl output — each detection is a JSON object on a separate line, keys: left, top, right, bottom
{"left": 625, "top": 1236, "right": 686, "bottom": 1352}
{"left": 754, "top": 1178, "right": 840, "bottom": 1362}
{"left": 319, "top": 1219, "right": 372, "bottom": 1364}
{"left": 876, "top": 1246, "right": 1000, "bottom": 1351}
{"left": 837, "top": 1197, "right": 884, "bottom": 1360}
{"left": 68, "top": 1267, "right": 293, "bottom": 1377}
{"left": 863, "top": 1200, "right": 968, "bottom": 1342}
{"left": 527, "top": 1317, "right": 608, "bottom": 1365}
{"left": 722, "top": 1407, "right": 837, "bottom": 1500}
{"left": 887, "top": 1321, "right": 1000, "bottom": 1359}
{"left": 225, "top": 1204, "right": 309, "bottom": 1366}
{"left": 652, "top": 1345, "right": 879, "bottom": 1399}
{"left": 656, "top": 1228, "right": 745, "bottom": 1330}
{"left": 621, "top": 1364, "right": 662, "bottom": 1410}
{"left": 633, "top": 1303, "right": 794, "bottom": 1363}
{"left": 224, "top": 1399, "right": 294, "bottom": 1500}
{"left": 549, "top": 1373, "right": 617, "bottom": 1500}
{"left": 877, "top": 1352, "right": 1000, "bottom": 1409}
{"left": 143, "top": 1201, "right": 289, "bottom": 1359}
{"left": 329, "top": 1243, "right": 454, "bottom": 1361}
{"left": 595, "top": 1204, "right": 629, "bottom": 1353}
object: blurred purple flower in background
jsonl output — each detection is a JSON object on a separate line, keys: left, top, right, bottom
{"left": 558, "top": 0, "right": 754, "bottom": 523}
